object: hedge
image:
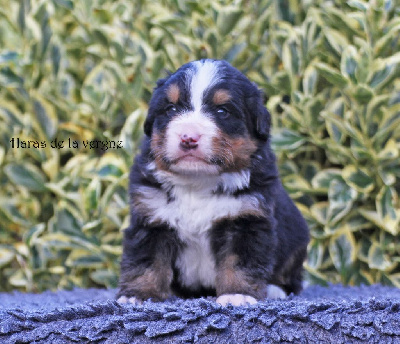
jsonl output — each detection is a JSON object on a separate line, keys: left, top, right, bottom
{"left": 0, "top": 0, "right": 399, "bottom": 292}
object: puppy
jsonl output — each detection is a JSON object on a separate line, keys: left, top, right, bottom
{"left": 117, "top": 59, "right": 309, "bottom": 306}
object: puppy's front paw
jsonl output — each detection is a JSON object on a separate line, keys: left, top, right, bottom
{"left": 117, "top": 295, "right": 143, "bottom": 305}
{"left": 266, "top": 284, "right": 287, "bottom": 299}
{"left": 216, "top": 294, "right": 257, "bottom": 306}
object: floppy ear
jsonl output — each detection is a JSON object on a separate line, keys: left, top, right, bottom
{"left": 143, "top": 113, "right": 154, "bottom": 137}
{"left": 143, "top": 76, "right": 170, "bottom": 137}
{"left": 245, "top": 91, "right": 271, "bottom": 141}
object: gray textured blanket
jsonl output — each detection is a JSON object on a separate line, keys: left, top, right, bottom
{"left": 1, "top": 285, "right": 400, "bottom": 343}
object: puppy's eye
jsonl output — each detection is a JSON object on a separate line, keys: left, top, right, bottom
{"left": 165, "top": 104, "right": 177, "bottom": 116}
{"left": 217, "top": 107, "right": 229, "bottom": 118}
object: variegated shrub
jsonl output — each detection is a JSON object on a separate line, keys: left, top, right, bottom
{"left": 0, "top": 0, "right": 399, "bottom": 291}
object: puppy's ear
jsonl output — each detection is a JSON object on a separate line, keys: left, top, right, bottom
{"left": 144, "top": 114, "right": 154, "bottom": 137}
{"left": 245, "top": 91, "right": 271, "bottom": 141}
{"left": 143, "top": 76, "right": 170, "bottom": 137}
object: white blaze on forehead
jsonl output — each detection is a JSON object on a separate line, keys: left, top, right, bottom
{"left": 189, "top": 60, "right": 220, "bottom": 111}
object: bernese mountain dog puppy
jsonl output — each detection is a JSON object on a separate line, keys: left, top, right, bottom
{"left": 117, "top": 59, "right": 309, "bottom": 306}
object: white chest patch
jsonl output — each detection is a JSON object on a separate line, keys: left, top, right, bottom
{"left": 135, "top": 170, "right": 261, "bottom": 289}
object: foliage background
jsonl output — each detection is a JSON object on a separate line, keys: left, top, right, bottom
{"left": 0, "top": 0, "right": 399, "bottom": 292}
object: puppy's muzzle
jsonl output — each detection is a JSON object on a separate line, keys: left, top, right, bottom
{"left": 180, "top": 134, "right": 200, "bottom": 150}
{"left": 178, "top": 124, "right": 202, "bottom": 151}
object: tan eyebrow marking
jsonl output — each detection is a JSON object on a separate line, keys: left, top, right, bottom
{"left": 166, "top": 83, "right": 180, "bottom": 104}
{"left": 213, "top": 89, "right": 231, "bottom": 105}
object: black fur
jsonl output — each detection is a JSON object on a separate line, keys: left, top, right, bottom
{"left": 117, "top": 59, "right": 309, "bottom": 302}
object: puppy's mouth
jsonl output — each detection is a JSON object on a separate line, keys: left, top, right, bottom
{"left": 167, "top": 152, "right": 222, "bottom": 176}
{"left": 172, "top": 153, "right": 210, "bottom": 164}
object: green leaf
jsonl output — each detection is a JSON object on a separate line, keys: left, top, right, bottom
{"left": 119, "top": 109, "right": 145, "bottom": 155}
{"left": 51, "top": 44, "right": 61, "bottom": 76}
{"left": 359, "top": 209, "right": 399, "bottom": 235}
{"left": 327, "top": 179, "right": 357, "bottom": 225}
{"left": 303, "top": 162, "right": 319, "bottom": 183}
{"left": 9, "top": 270, "right": 27, "bottom": 287}
{"left": 355, "top": 52, "right": 370, "bottom": 84}
{"left": 4, "top": 163, "right": 47, "bottom": 192}
{"left": 35, "top": 4, "right": 52, "bottom": 57}
{"left": 302, "top": 65, "right": 318, "bottom": 96}
{"left": 39, "top": 233, "right": 75, "bottom": 249}
{"left": 82, "top": 219, "right": 102, "bottom": 233}
{"left": 33, "top": 97, "right": 58, "bottom": 139}
{"left": 368, "top": 243, "right": 395, "bottom": 271}
{"left": 347, "top": 0, "right": 369, "bottom": 11}
{"left": 311, "top": 202, "right": 329, "bottom": 226}
{"left": 326, "top": 120, "right": 343, "bottom": 143}
{"left": 358, "top": 236, "right": 371, "bottom": 263}
{"left": 342, "top": 166, "right": 374, "bottom": 193}
{"left": 324, "top": 98, "right": 346, "bottom": 142}
{"left": 66, "top": 251, "right": 104, "bottom": 268}
{"left": 329, "top": 232, "right": 357, "bottom": 271}
{"left": 279, "top": 160, "right": 298, "bottom": 176}
{"left": 323, "top": 7, "right": 361, "bottom": 36}
{"left": 100, "top": 244, "right": 122, "bottom": 255}
{"left": 48, "top": 266, "right": 66, "bottom": 274}
{"left": 84, "top": 178, "right": 101, "bottom": 212}
{"left": 374, "top": 104, "right": 400, "bottom": 144}
{"left": 350, "top": 137, "right": 373, "bottom": 161}
{"left": 307, "top": 240, "right": 324, "bottom": 269}
{"left": 52, "top": 0, "right": 74, "bottom": 10}
{"left": 271, "top": 129, "right": 306, "bottom": 151}
{"left": 97, "top": 164, "right": 123, "bottom": 178}
{"left": 282, "top": 40, "right": 301, "bottom": 78}
{"left": 0, "top": 201, "right": 29, "bottom": 226}
{"left": 369, "top": 58, "right": 399, "bottom": 90}
{"left": 323, "top": 29, "right": 349, "bottom": 55}
{"left": 0, "top": 67, "right": 24, "bottom": 86}
{"left": 374, "top": 23, "right": 400, "bottom": 56}
{"left": 346, "top": 214, "right": 372, "bottom": 231}
{"left": 24, "top": 223, "right": 46, "bottom": 246}
{"left": 369, "top": 65, "right": 392, "bottom": 89}
{"left": 311, "top": 169, "right": 342, "bottom": 191}
{"left": 216, "top": 6, "right": 243, "bottom": 36}
{"left": 378, "top": 139, "right": 399, "bottom": 161}
{"left": 206, "top": 30, "right": 218, "bottom": 57}
{"left": 315, "top": 62, "right": 348, "bottom": 88}
{"left": 303, "top": 266, "right": 329, "bottom": 286}
{"left": 271, "top": 70, "right": 291, "bottom": 93}
{"left": 304, "top": 96, "right": 324, "bottom": 130}
{"left": 0, "top": 51, "right": 19, "bottom": 64}
{"left": 18, "top": 0, "right": 26, "bottom": 32}
{"left": 56, "top": 208, "right": 83, "bottom": 237}
{"left": 378, "top": 168, "right": 396, "bottom": 187}
{"left": 93, "top": 29, "right": 109, "bottom": 47}
{"left": 352, "top": 84, "right": 374, "bottom": 104}
{"left": 388, "top": 273, "right": 400, "bottom": 288}
{"left": 366, "top": 94, "right": 391, "bottom": 123}
{"left": 90, "top": 270, "right": 118, "bottom": 287}
{"left": 282, "top": 174, "right": 310, "bottom": 193}
{"left": 224, "top": 43, "right": 247, "bottom": 63}
{"left": 0, "top": 247, "right": 15, "bottom": 267}
{"left": 0, "top": 104, "right": 24, "bottom": 126}
{"left": 376, "top": 186, "right": 400, "bottom": 232}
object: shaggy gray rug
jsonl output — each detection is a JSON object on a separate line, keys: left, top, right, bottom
{"left": 1, "top": 285, "right": 400, "bottom": 343}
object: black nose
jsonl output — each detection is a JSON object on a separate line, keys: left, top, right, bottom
{"left": 180, "top": 134, "right": 199, "bottom": 150}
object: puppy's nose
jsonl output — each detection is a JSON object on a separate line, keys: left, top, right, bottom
{"left": 180, "top": 133, "right": 200, "bottom": 150}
